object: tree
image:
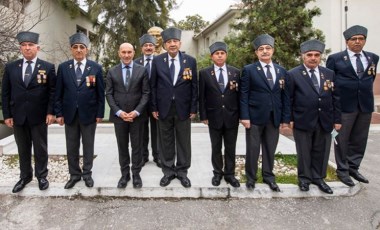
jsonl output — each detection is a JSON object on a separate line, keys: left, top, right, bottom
{"left": 59, "top": 0, "right": 176, "bottom": 71}
{"left": 225, "top": 0, "right": 325, "bottom": 69}
{"left": 176, "top": 14, "right": 209, "bottom": 34}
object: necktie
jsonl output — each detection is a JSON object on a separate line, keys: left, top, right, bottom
{"left": 76, "top": 62, "right": 82, "bottom": 86}
{"left": 125, "top": 66, "right": 131, "bottom": 88}
{"left": 145, "top": 58, "right": 151, "bottom": 78}
{"left": 170, "top": 58, "right": 175, "bottom": 83}
{"left": 310, "top": 69, "right": 320, "bottom": 92}
{"left": 265, "top": 65, "right": 274, "bottom": 89}
{"left": 355, "top": 53, "right": 364, "bottom": 78}
{"left": 218, "top": 68, "right": 225, "bottom": 92}
{"left": 24, "top": 60, "right": 33, "bottom": 86}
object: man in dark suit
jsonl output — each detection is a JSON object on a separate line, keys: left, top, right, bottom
{"left": 134, "top": 34, "right": 161, "bottom": 168}
{"left": 55, "top": 32, "right": 105, "bottom": 189}
{"left": 199, "top": 42, "right": 240, "bottom": 187}
{"left": 106, "top": 42, "right": 150, "bottom": 188}
{"left": 288, "top": 39, "right": 341, "bottom": 194}
{"left": 2, "top": 31, "right": 56, "bottom": 193}
{"left": 326, "top": 25, "right": 378, "bottom": 186}
{"left": 240, "top": 34, "right": 290, "bottom": 192}
{"left": 150, "top": 27, "right": 198, "bottom": 188}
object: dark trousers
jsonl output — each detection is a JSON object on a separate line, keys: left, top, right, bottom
{"left": 14, "top": 122, "right": 48, "bottom": 179}
{"left": 334, "top": 111, "right": 371, "bottom": 176}
{"left": 245, "top": 120, "right": 279, "bottom": 183}
{"left": 158, "top": 102, "right": 191, "bottom": 178}
{"left": 114, "top": 120, "right": 143, "bottom": 176}
{"left": 142, "top": 112, "right": 160, "bottom": 161}
{"left": 209, "top": 125, "right": 238, "bottom": 178}
{"left": 65, "top": 113, "right": 97, "bottom": 179}
{"left": 294, "top": 124, "right": 331, "bottom": 184}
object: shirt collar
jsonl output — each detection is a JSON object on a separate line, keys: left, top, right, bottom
{"left": 303, "top": 64, "right": 319, "bottom": 74}
{"left": 214, "top": 64, "right": 227, "bottom": 72}
{"left": 121, "top": 61, "right": 133, "bottom": 69}
{"left": 74, "top": 58, "right": 87, "bottom": 67}
{"left": 23, "top": 57, "right": 37, "bottom": 64}
{"left": 144, "top": 55, "right": 153, "bottom": 60}
{"left": 259, "top": 61, "right": 273, "bottom": 68}
{"left": 167, "top": 53, "right": 179, "bottom": 62}
{"left": 347, "top": 49, "right": 364, "bottom": 58}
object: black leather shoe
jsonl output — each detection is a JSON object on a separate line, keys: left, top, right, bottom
{"left": 211, "top": 175, "right": 222, "bottom": 186}
{"left": 264, "top": 181, "right": 280, "bottom": 192}
{"left": 133, "top": 174, "right": 143, "bottom": 188}
{"left": 298, "top": 182, "right": 310, "bottom": 192}
{"left": 160, "top": 174, "right": 176, "bottom": 187}
{"left": 312, "top": 181, "right": 333, "bottom": 194}
{"left": 117, "top": 175, "right": 131, "bottom": 188}
{"left": 37, "top": 178, "right": 49, "bottom": 190}
{"left": 349, "top": 171, "right": 369, "bottom": 183}
{"left": 225, "top": 177, "right": 240, "bottom": 188}
{"left": 12, "top": 177, "right": 33, "bottom": 193}
{"left": 178, "top": 176, "right": 191, "bottom": 188}
{"left": 153, "top": 158, "right": 162, "bottom": 168}
{"left": 64, "top": 177, "right": 81, "bottom": 189}
{"left": 337, "top": 175, "right": 355, "bottom": 187}
{"left": 83, "top": 177, "right": 94, "bottom": 187}
{"left": 246, "top": 181, "right": 255, "bottom": 190}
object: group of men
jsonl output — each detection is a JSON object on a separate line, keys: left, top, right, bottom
{"left": 2, "top": 24, "right": 377, "bottom": 195}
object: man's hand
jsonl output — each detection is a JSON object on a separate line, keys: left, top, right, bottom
{"left": 96, "top": 118, "right": 103, "bottom": 123}
{"left": 152, "top": 111, "right": 159, "bottom": 120}
{"left": 190, "top": 113, "right": 196, "bottom": 119}
{"left": 46, "top": 114, "right": 55, "bottom": 125}
{"left": 334, "top": 124, "right": 342, "bottom": 131}
{"left": 240, "top": 119, "right": 250, "bottom": 129}
{"left": 56, "top": 117, "right": 64, "bottom": 126}
{"left": 4, "top": 118, "right": 13, "bottom": 128}
{"left": 202, "top": 120, "right": 208, "bottom": 125}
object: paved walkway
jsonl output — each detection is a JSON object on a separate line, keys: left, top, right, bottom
{"left": 0, "top": 123, "right": 367, "bottom": 198}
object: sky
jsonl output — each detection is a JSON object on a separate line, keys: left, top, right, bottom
{"left": 170, "top": 0, "right": 239, "bottom": 23}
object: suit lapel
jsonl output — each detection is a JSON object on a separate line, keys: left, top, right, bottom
{"left": 81, "top": 62, "right": 93, "bottom": 86}
{"left": 301, "top": 66, "right": 319, "bottom": 95}
{"left": 208, "top": 66, "right": 220, "bottom": 91}
{"left": 161, "top": 55, "right": 172, "bottom": 85}
{"left": 343, "top": 50, "right": 359, "bottom": 78}
{"left": 68, "top": 60, "right": 78, "bottom": 86}
{"left": 175, "top": 53, "right": 185, "bottom": 86}
{"left": 16, "top": 60, "right": 25, "bottom": 86}
{"left": 255, "top": 63, "right": 272, "bottom": 90}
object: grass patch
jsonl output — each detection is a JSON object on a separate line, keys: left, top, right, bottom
{"left": 236, "top": 153, "right": 338, "bottom": 185}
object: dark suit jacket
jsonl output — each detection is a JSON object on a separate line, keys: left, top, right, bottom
{"left": 326, "top": 49, "right": 379, "bottom": 113}
{"left": 54, "top": 59, "right": 105, "bottom": 125}
{"left": 239, "top": 62, "right": 290, "bottom": 127}
{"left": 199, "top": 65, "right": 240, "bottom": 129}
{"left": 150, "top": 52, "right": 198, "bottom": 120}
{"left": 287, "top": 65, "right": 341, "bottom": 132}
{"left": 134, "top": 56, "right": 145, "bottom": 66}
{"left": 105, "top": 62, "right": 150, "bottom": 123}
{"left": 2, "top": 58, "right": 56, "bottom": 126}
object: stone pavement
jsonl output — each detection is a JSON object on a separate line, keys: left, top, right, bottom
{"left": 0, "top": 123, "right": 365, "bottom": 198}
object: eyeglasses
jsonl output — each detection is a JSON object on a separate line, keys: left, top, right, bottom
{"left": 71, "top": 44, "right": 87, "bottom": 50}
{"left": 349, "top": 37, "right": 365, "bottom": 42}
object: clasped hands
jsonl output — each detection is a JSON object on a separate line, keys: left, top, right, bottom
{"left": 119, "top": 111, "right": 137, "bottom": 122}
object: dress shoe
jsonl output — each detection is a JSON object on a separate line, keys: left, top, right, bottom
{"left": 312, "top": 181, "right": 333, "bottom": 194}
{"left": 133, "top": 174, "right": 143, "bottom": 188}
{"left": 83, "top": 177, "right": 94, "bottom": 187}
{"left": 64, "top": 177, "right": 81, "bottom": 189}
{"left": 246, "top": 181, "right": 255, "bottom": 190}
{"left": 349, "top": 171, "right": 369, "bottom": 183}
{"left": 178, "top": 176, "right": 191, "bottom": 188}
{"left": 12, "top": 177, "right": 33, "bottom": 193}
{"left": 225, "top": 176, "right": 240, "bottom": 188}
{"left": 117, "top": 175, "right": 131, "bottom": 188}
{"left": 298, "top": 182, "right": 310, "bottom": 192}
{"left": 160, "top": 174, "right": 176, "bottom": 187}
{"left": 153, "top": 158, "right": 162, "bottom": 168}
{"left": 37, "top": 178, "right": 49, "bottom": 190}
{"left": 264, "top": 180, "right": 281, "bottom": 192}
{"left": 211, "top": 175, "right": 222, "bottom": 186}
{"left": 337, "top": 175, "right": 355, "bottom": 187}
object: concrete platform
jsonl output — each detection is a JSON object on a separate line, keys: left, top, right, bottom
{"left": 0, "top": 123, "right": 364, "bottom": 198}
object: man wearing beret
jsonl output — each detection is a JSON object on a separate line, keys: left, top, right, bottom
{"left": 240, "top": 34, "right": 290, "bottom": 191}
{"left": 55, "top": 32, "right": 105, "bottom": 189}
{"left": 288, "top": 39, "right": 341, "bottom": 194}
{"left": 2, "top": 31, "right": 56, "bottom": 193}
{"left": 135, "top": 34, "right": 162, "bottom": 168}
{"left": 150, "top": 27, "right": 198, "bottom": 188}
{"left": 199, "top": 42, "right": 241, "bottom": 187}
{"left": 327, "top": 25, "right": 379, "bottom": 186}
{"left": 106, "top": 43, "right": 150, "bottom": 188}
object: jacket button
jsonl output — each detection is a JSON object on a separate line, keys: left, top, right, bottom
{"left": 318, "top": 108, "right": 321, "bottom": 111}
